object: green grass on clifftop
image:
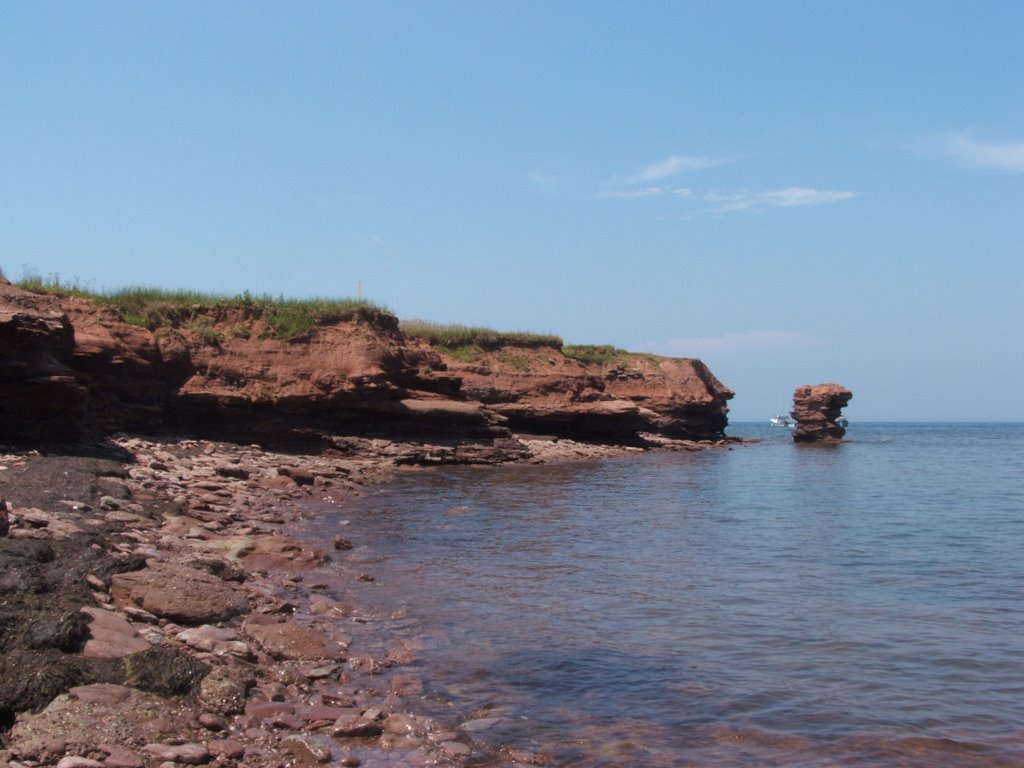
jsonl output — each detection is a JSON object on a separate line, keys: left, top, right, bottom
{"left": 397, "top": 319, "right": 561, "bottom": 354}
{"left": 561, "top": 344, "right": 629, "bottom": 364}
{"left": 12, "top": 271, "right": 384, "bottom": 339}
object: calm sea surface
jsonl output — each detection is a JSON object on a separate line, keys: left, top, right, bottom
{"left": 304, "top": 423, "right": 1024, "bottom": 766}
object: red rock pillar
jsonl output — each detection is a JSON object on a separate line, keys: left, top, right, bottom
{"left": 791, "top": 383, "right": 852, "bottom": 443}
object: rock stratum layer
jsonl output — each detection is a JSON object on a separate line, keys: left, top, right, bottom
{"left": 791, "top": 383, "right": 852, "bottom": 443}
{"left": 1, "top": 281, "right": 733, "bottom": 449}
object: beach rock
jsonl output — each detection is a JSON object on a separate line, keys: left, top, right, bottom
{"left": 97, "top": 745, "right": 145, "bottom": 768}
{"left": 197, "top": 712, "right": 227, "bottom": 731}
{"left": 331, "top": 714, "right": 383, "bottom": 738}
{"left": 242, "top": 615, "right": 347, "bottom": 661}
{"left": 791, "top": 383, "right": 853, "bottom": 443}
{"left": 282, "top": 734, "right": 335, "bottom": 762}
{"left": 206, "top": 739, "right": 246, "bottom": 759}
{"left": 121, "top": 646, "right": 209, "bottom": 697}
{"left": 81, "top": 606, "right": 150, "bottom": 657}
{"left": 197, "top": 666, "right": 252, "bottom": 715}
{"left": 140, "top": 742, "right": 210, "bottom": 764}
{"left": 110, "top": 563, "right": 250, "bottom": 624}
{"left": 55, "top": 757, "right": 104, "bottom": 768}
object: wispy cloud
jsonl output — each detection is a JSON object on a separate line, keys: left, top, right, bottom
{"left": 527, "top": 170, "right": 563, "bottom": 186}
{"left": 700, "top": 186, "right": 858, "bottom": 214}
{"left": 600, "top": 186, "right": 694, "bottom": 200}
{"left": 638, "top": 330, "right": 827, "bottom": 359}
{"left": 934, "top": 132, "right": 1024, "bottom": 173}
{"left": 627, "top": 154, "right": 719, "bottom": 183}
{"left": 602, "top": 186, "right": 666, "bottom": 199}
{"left": 759, "top": 187, "right": 858, "bottom": 207}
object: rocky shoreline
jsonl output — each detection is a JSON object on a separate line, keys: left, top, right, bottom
{"left": 1, "top": 277, "right": 737, "bottom": 765}
{"left": 0, "top": 431, "right": 726, "bottom": 768}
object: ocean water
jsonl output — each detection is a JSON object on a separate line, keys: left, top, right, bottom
{"left": 306, "top": 423, "right": 1024, "bottom": 766}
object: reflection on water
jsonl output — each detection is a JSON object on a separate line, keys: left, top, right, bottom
{"left": 305, "top": 424, "right": 1024, "bottom": 766}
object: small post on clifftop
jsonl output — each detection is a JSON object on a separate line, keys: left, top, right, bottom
{"left": 357, "top": 281, "right": 363, "bottom": 303}
{"left": 791, "top": 383, "right": 852, "bottom": 443}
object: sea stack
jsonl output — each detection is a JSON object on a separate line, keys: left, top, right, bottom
{"left": 791, "top": 383, "right": 852, "bottom": 443}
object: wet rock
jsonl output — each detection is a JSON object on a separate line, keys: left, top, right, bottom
{"left": 389, "top": 674, "right": 423, "bottom": 697}
{"left": 331, "top": 714, "right": 383, "bottom": 738}
{"left": 332, "top": 536, "right": 353, "bottom": 551}
{"left": 244, "top": 700, "right": 295, "bottom": 719}
{"left": 462, "top": 716, "right": 502, "bottom": 732}
{"left": 282, "top": 734, "right": 334, "bottom": 763}
{"left": 242, "top": 616, "right": 347, "bottom": 661}
{"left": 440, "top": 741, "right": 472, "bottom": 757}
{"left": 299, "top": 703, "right": 349, "bottom": 723}
{"left": 384, "top": 713, "right": 425, "bottom": 736}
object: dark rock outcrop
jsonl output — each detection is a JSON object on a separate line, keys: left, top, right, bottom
{"left": 791, "top": 383, "right": 852, "bottom": 443}
{"left": 0, "top": 281, "right": 89, "bottom": 440}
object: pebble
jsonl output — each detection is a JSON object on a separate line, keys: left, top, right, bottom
{"left": 55, "top": 758, "right": 104, "bottom": 768}
{"left": 206, "top": 739, "right": 246, "bottom": 760}
{"left": 331, "top": 714, "right": 383, "bottom": 738}
{"left": 140, "top": 743, "right": 210, "bottom": 765}
{"left": 197, "top": 712, "right": 227, "bottom": 731}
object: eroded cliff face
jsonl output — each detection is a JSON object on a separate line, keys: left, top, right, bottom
{"left": 0, "top": 282, "right": 89, "bottom": 440}
{"left": 429, "top": 342, "right": 733, "bottom": 440}
{"left": 0, "top": 281, "right": 733, "bottom": 448}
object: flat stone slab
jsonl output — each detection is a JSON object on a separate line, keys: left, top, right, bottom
{"left": 242, "top": 616, "right": 347, "bottom": 661}
{"left": 110, "top": 563, "right": 250, "bottom": 625}
{"left": 81, "top": 607, "right": 150, "bottom": 658}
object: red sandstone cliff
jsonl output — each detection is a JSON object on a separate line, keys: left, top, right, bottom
{"left": 0, "top": 281, "right": 733, "bottom": 448}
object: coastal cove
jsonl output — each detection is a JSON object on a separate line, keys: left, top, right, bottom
{"left": 300, "top": 423, "right": 1024, "bottom": 767}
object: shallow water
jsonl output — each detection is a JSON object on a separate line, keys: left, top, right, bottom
{"left": 305, "top": 423, "right": 1024, "bottom": 766}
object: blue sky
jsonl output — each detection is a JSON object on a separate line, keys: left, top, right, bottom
{"left": 2, "top": 2, "right": 1021, "bottom": 421}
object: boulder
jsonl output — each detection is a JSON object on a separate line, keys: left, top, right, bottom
{"left": 110, "top": 563, "right": 250, "bottom": 624}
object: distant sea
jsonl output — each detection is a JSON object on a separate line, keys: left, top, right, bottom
{"left": 306, "top": 423, "right": 1024, "bottom": 767}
